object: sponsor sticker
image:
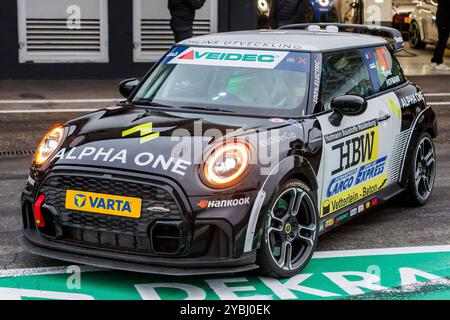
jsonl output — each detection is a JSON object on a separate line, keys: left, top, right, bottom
{"left": 358, "top": 204, "right": 365, "bottom": 213}
{"left": 65, "top": 190, "right": 141, "bottom": 218}
{"left": 166, "top": 47, "right": 310, "bottom": 72}
{"left": 122, "top": 122, "right": 160, "bottom": 144}
{"left": 399, "top": 91, "right": 424, "bottom": 108}
{"left": 371, "top": 198, "right": 379, "bottom": 206}
{"left": 169, "top": 47, "right": 288, "bottom": 69}
{"left": 324, "top": 218, "right": 334, "bottom": 229}
{"left": 197, "top": 197, "right": 251, "bottom": 209}
{"left": 350, "top": 207, "right": 358, "bottom": 217}
{"left": 259, "top": 131, "right": 296, "bottom": 147}
{"left": 320, "top": 120, "right": 388, "bottom": 217}
{"left": 53, "top": 147, "right": 191, "bottom": 176}
{"left": 335, "top": 212, "right": 350, "bottom": 224}
{"left": 321, "top": 173, "right": 387, "bottom": 217}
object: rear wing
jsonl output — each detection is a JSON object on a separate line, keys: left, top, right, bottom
{"left": 278, "top": 23, "right": 404, "bottom": 53}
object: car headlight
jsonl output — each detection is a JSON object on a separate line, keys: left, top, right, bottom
{"left": 318, "top": 0, "right": 330, "bottom": 6}
{"left": 202, "top": 141, "right": 251, "bottom": 187}
{"left": 34, "top": 126, "right": 65, "bottom": 166}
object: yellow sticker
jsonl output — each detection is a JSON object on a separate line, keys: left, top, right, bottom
{"left": 65, "top": 190, "right": 141, "bottom": 218}
{"left": 122, "top": 122, "right": 160, "bottom": 144}
{"left": 321, "top": 173, "right": 388, "bottom": 217}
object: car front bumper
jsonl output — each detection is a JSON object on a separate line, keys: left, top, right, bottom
{"left": 21, "top": 166, "right": 260, "bottom": 275}
{"left": 20, "top": 229, "right": 258, "bottom": 276}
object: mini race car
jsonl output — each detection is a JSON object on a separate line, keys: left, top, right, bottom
{"left": 21, "top": 24, "right": 437, "bottom": 277}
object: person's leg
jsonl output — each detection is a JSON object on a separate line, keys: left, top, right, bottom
{"left": 174, "top": 28, "right": 193, "bottom": 43}
{"left": 432, "top": 23, "right": 450, "bottom": 65}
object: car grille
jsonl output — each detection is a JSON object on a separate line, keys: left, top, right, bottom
{"left": 39, "top": 174, "right": 187, "bottom": 254}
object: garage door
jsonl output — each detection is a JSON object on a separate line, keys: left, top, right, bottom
{"left": 133, "top": 0, "right": 218, "bottom": 62}
{"left": 17, "top": 0, "right": 109, "bottom": 63}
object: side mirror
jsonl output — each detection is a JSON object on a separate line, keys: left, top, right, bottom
{"left": 119, "top": 78, "right": 139, "bottom": 98}
{"left": 329, "top": 95, "right": 367, "bottom": 126}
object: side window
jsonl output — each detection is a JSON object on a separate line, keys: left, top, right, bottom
{"left": 320, "top": 49, "right": 373, "bottom": 110}
{"left": 372, "top": 46, "right": 406, "bottom": 91}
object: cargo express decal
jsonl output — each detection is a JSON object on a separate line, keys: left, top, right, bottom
{"left": 320, "top": 120, "right": 388, "bottom": 217}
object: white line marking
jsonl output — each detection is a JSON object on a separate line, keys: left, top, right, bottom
{"left": 313, "top": 245, "right": 450, "bottom": 259}
{"left": 0, "top": 99, "right": 120, "bottom": 104}
{"left": 0, "top": 265, "right": 104, "bottom": 278}
{"left": 0, "top": 109, "right": 97, "bottom": 114}
{"left": 425, "top": 93, "right": 450, "bottom": 97}
{"left": 428, "top": 102, "right": 450, "bottom": 106}
{"left": 0, "top": 245, "right": 449, "bottom": 278}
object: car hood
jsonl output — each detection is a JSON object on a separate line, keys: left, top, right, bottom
{"left": 46, "top": 106, "right": 303, "bottom": 195}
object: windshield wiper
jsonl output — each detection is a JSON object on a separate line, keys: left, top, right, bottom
{"left": 180, "top": 106, "right": 234, "bottom": 113}
{"left": 133, "top": 99, "right": 175, "bottom": 109}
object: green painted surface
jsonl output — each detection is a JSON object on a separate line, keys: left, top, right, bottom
{"left": 0, "top": 250, "right": 449, "bottom": 300}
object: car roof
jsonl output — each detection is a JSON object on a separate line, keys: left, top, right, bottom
{"left": 179, "top": 29, "right": 388, "bottom": 52}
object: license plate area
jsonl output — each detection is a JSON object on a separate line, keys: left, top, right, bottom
{"left": 65, "top": 190, "right": 142, "bottom": 218}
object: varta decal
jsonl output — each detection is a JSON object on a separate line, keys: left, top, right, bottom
{"left": 65, "top": 190, "right": 141, "bottom": 218}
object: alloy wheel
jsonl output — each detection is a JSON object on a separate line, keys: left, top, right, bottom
{"left": 414, "top": 136, "right": 435, "bottom": 201}
{"left": 409, "top": 23, "right": 419, "bottom": 47}
{"left": 266, "top": 187, "right": 317, "bottom": 271}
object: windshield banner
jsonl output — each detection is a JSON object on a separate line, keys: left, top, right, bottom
{"left": 163, "top": 46, "right": 309, "bottom": 72}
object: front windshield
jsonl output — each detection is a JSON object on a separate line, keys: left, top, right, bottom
{"left": 133, "top": 46, "right": 311, "bottom": 117}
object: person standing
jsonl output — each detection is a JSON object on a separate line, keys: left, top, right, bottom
{"left": 269, "top": 0, "right": 300, "bottom": 28}
{"left": 431, "top": 0, "right": 450, "bottom": 71}
{"left": 168, "top": 0, "right": 206, "bottom": 43}
{"left": 269, "top": 0, "right": 312, "bottom": 29}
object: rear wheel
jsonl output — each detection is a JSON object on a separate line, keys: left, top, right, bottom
{"left": 257, "top": 180, "right": 318, "bottom": 278}
{"left": 404, "top": 132, "right": 436, "bottom": 206}
{"left": 409, "top": 21, "right": 426, "bottom": 49}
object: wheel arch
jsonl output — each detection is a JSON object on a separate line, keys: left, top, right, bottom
{"left": 242, "top": 155, "right": 319, "bottom": 254}
{"left": 400, "top": 107, "right": 437, "bottom": 187}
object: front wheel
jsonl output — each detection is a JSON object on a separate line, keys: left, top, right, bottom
{"left": 257, "top": 180, "right": 318, "bottom": 278}
{"left": 404, "top": 132, "right": 436, "bottom": 206}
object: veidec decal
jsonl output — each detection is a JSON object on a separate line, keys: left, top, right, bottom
{"left": 178, "top": 49, "right": 276, "bottom": 63}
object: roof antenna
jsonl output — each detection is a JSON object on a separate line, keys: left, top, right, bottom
{"left": 307, "top": 25, "right": 321, "bottom": 32}
{"left": 325, "top": 25, "right": 339, "bottom": 33}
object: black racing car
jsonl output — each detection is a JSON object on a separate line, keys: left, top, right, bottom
{"left": 20, "top": 24, "right": 437, "bottom": 277}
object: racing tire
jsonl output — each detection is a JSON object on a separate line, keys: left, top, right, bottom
{"left": 409, "top": 21, "right": 426, "bottom": 49}
{"left": 404, "top": 132, "right": 436, "bottom": 206}
{"left": 257, "top": 180, "right": 319, "bottom": 278}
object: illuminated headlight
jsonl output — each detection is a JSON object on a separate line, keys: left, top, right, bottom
{"left": 202, "top": 141, "right": 251, "bottom": 187}
{"left": 34, "top": 126, "right": 65, "bottom": 166}
{"left": 318, "top": 0, "right": 330, "bottom": 6}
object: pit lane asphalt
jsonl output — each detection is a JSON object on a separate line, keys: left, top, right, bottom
{"left": 0, "top": 76, "right": 449, "bottom": 271}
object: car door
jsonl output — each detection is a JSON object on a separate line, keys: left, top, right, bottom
{"left": 314, "top": 47, "right": 403, "bottom": 220}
